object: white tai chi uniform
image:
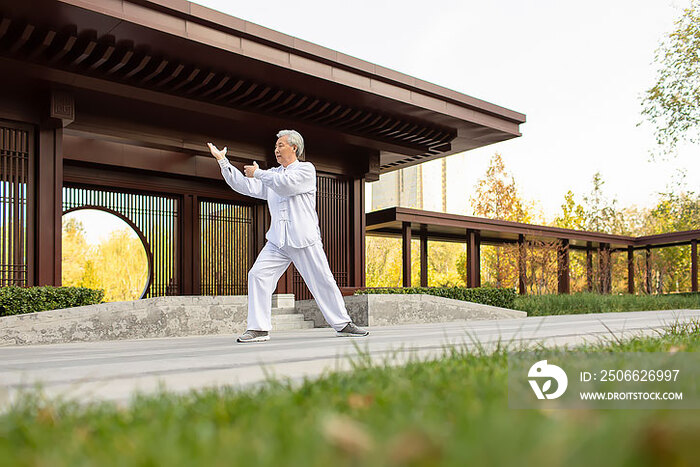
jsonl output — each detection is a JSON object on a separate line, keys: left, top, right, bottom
{"left": 218, "top": 157, "right": 352, "bottom": 332}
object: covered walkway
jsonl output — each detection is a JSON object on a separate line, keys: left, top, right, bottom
{"left": 366, "top": 207, "right": 700, "bottom": 294}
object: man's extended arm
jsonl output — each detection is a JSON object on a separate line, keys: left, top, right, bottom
{"left": 253, "top": 163, "right": 316, "bottom": 197}
{"left": 218, "top": 158, "right": 267, "bottom": 200}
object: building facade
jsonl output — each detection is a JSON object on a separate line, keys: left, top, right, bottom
{"left": 370, "top": 158, "right": 452, "bottom": 213}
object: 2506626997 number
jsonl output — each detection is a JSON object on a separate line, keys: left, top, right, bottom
{"left": 599, "top": 369, "right": 679, "bottom": 382}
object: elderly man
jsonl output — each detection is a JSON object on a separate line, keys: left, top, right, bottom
{"left": 207, "top": 130, "right": 369, "bottom": 342}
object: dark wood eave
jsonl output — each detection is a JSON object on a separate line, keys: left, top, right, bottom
{"left": 0, "top": 0, "right": 525, "bottom": 174}
{"left": 367, "top": 207, "right": 700, "bottom": 250}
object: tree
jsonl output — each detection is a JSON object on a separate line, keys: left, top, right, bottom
{"left": 553, "top": 190, "right": 587, "bottom": 230}
{"left": 470, "top": 153, "right": 531, "bottom": 224}
{"left": 641, "top": 0, "right": 700, "bottom": 154}
{"left": 582, "top": 172, "right": 625, "bottom": 234}
{"left": 426, "top": 241, "right": 465, "bottom": 287}
{"left": 62, "top": 217, "right": 148, "bottom": 302}
{"left": 640, "top": 174, "right": 700, "bottom": 293}
{"left": 61, "top": 218, "right": 91, "bottom": 287}
{"left": 92, "top": 229, "right": 148, "bottom": 302}
{"left": 460, "top": 153, "right": 532, "bottom": 288}
{"left": 365, "top": 236, "right": 419, "bottom": 287}
{"left": 365, "top": 236, "right": 402, "bottom": 287}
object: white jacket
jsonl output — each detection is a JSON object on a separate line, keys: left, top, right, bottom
{"left": 218, "top": 158, "right": 322, "bottom": 248}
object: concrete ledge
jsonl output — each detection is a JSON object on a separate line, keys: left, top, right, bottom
{"left": 0, "top": 295, "right": 267, "bottom": 346}
{"left": 296, "top": 293, "right": 526, "bottom": 327}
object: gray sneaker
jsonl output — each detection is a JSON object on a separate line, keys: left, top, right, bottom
{"left": 336, "top": 322, "right": 369, "bottom": 337}
{"left": 237, "top": 329, "right": 270, "bottom": 343}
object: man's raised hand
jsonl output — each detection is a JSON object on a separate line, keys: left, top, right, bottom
{"left": 244, "top": 161, "right": 259, "bottom": 178}
{"left": 207, "top": 142, "right": 227, "bottom": 161}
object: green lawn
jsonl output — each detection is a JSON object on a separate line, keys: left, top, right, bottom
{"left": 514, "top": 292, "right": 700, "bottom": 316}
{"left": 1, "top": 323, "right": 698, "bottom": 466}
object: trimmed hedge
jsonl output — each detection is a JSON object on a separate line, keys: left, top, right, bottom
{"left": 355, "top": 286, "right": 516, "bottom": 309}
{"left": 0, "top": 286, "right": 104, "bottom": 317}
{"left": 513, "top": 292, "right": 700, "bottom": 316}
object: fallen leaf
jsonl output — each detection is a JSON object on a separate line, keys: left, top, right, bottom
{"left": 387, "top": 429, "right": 442, "bottom": 466}
{"left": 321, "top": 413, "right": 373, "bottom": 456}
{"left": 348, "top": 393, "right": 374, "bottom": 409}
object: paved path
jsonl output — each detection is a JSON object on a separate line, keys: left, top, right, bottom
{"left": 1, "top": 310, "right": 697, "bottom": 406}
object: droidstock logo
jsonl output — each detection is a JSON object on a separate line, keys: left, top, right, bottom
{"left": 528, "top": 360, "right": 568, "bottom": 400}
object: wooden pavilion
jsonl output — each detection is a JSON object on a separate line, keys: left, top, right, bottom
{"left": 0, "top": 0, "right": 526, "bottom": 298}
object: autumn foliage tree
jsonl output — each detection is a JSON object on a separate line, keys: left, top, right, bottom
{"left": 456, "top": 154, "right": 537, "bottom": 290}
{"left": 61, "top": 217, "right": 148, "bottom": 302}
{"left": 641, "top": 0, "right": 700, "bottom": 155}
{"left": 470, "top": 154, "right": 531, "bottom": 224}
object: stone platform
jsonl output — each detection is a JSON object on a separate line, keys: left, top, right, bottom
{"left": 296, "top": 293, "right": 526, "bottom": 327}
{"left": 0, "top": 294, "right": 311, "bottom": 346}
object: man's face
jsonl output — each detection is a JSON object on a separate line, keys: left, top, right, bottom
{"left": 274, "top": 136, "right": 298, "bottom": 167}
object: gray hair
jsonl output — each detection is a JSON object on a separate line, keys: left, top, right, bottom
{"left": 276, "top": 129, "right": 305, "bottom": 161}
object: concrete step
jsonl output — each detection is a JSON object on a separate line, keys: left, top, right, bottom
{"left": 271, "top": 307, "right": 299, "bottom": 316}
{"left": 272, "top": 313, "right": 307, "bottom": 323}
{"left": 271, "top": 320, "right": 315, "bottom": 331}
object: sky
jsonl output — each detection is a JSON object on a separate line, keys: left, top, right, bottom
{"left": 64, "top": 210, "right": 138, "bottom": 245}
{"left": 190, "top": 0, "right": 698, "bottom": 221}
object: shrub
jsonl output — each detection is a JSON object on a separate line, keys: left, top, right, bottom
{"left": 355, "top": 286, "right": 517, "bottom": 309}
{"left": 0, "top": 286, "right": 105, "bottom": 317}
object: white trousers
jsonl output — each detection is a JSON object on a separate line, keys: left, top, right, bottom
{"left": 247, "top": 241, "right": 352, "bottom": 332}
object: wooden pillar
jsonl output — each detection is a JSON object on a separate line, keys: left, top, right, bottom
{"left": 518, "top": 234, "right": 526, "bottom": 295}
{"left": 691, "top": 239, "right": 698, "bottom": 293}
{"left": 402, "top": 221, "right": 412, "bottom": 287}
{"left": 598, "top": 244, "right": 604, "bottom": 293}
{"left": 606, "top": 245, "right": 613, "bottom": 293}
{"left": 599, "top": 243, "right": 611, "bottom": 294}
{"left": 627, "top": 246, "right": 635, "bottom": 295}
{"left": 181, "top": 194, "right": 196, "bottom": 295}
{"left": 279, "top": 266, "right": 293, "bottom": 294}
{"left": 645, "top": 247, "right": 652, "bottom": 294}
{"left": 586, "top": 242, "right": 593, "bottom": 292}
{"left": 36, "top": 124, "right": 63, "bottom": 286}
{"left": 466, "top": 229, "right": 481, "bottom": 288}
{"left": 35, "top": 89, "right": 74, "bottom": 286}
{"left": 557, "top": 239, "right": 570, "bottom": 294}
{"left": 419, "top": 225, "right": 428, "bottom": 287}
{"left": 254, "top": 204, "right": 268, "bottom": 256}
{"left": 352, "top": 178, "right": 366, "bottom": 288}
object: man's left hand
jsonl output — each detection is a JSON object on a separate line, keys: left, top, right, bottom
{"left": 244, "top": 161, "right": 259, "bottom": 178}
